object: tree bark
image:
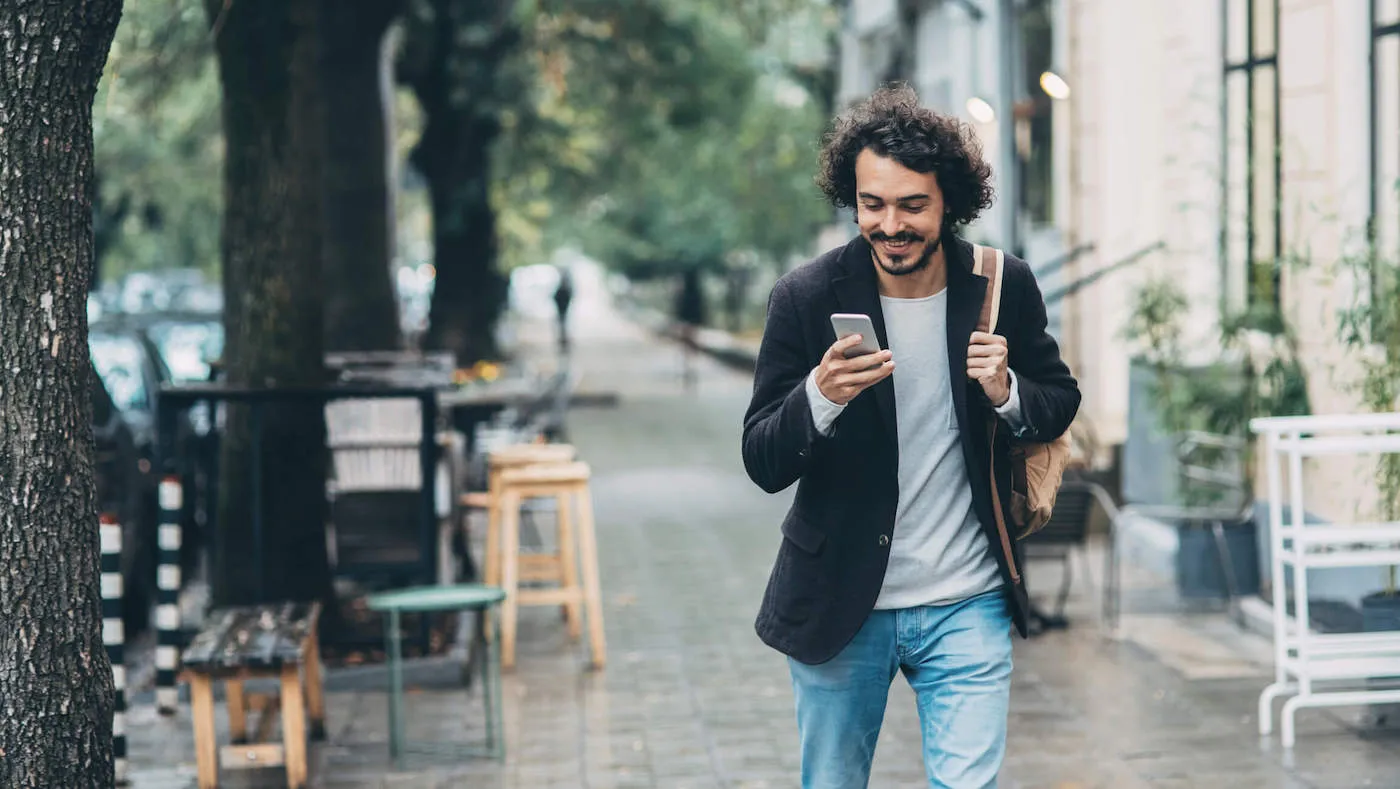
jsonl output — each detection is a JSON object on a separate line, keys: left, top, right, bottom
{"left": 321, "top": 2, "right": 403, "bottom": 352}
{"left": 419, "top": 133, "right": 507, "bottom": 365}
{"left": 0, "top": 2, "right": 123, "bottom": 786}
{"left": 207, "top": 0, "right": 334, "bottom": 608}
{"left": 402, "top": 0, "right": 519, "bottom": 366}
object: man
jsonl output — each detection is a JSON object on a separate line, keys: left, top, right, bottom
{"left": 741, "top": 85, "right": 1080, "bottom": 788}
{"left": 553, "top": 265, "right": 574, "bottom": 351}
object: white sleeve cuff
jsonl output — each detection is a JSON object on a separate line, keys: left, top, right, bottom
{"left": 993, "top": 370, "right": 1028, "bottom": 432}
{"left": 805, "top": 368, "right": 846, "bottom": 437}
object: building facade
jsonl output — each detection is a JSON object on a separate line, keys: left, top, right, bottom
{"left": 832, "top": 1, "right": 1400, "bottom": 608}
{"left": 1062, "top": 0, "right": 1399, "bottom": 520}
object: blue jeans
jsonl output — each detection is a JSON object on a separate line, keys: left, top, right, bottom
{"left": 787, "top": 589, "right": 1013, "bottom": 789}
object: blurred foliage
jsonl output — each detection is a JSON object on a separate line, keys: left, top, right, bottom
{"left": 89, "top": 0, "right": 838, "bottom": 297}
{"left": 1123, "top": 276, "right": 1311, "bottom": 506}
{"left": 1333, "top": 229, "right": 1400, "bottom": 528}
{"left": 93, "top": 0, "right": 220, "bottom": 284}
{"left": 492, "top": 0, "right": 836, "bottom": 279}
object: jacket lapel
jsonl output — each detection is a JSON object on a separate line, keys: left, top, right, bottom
{"left": 946, "top": 238, "right": 987, "bottom": 437}
{"left": 831, "top": 237, "right": 897, "bottom": 441}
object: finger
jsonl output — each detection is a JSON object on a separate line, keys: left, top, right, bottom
{"left": 834, "top": 364, "right": 891, "bottom": 395}
{"left": 969, "top": 332, "right": 1007, "bottom": 347}
{"left": 834, "top": 334, "right": 866, "bottom": 354}
{"left": 966, "top": 344, "right": 1008, "bottom": 358}
{"left": 967, "top": 363, "right": 999, "bottom": 381}
{"left": 967, "top": 357, "right": 1002, "bottom": 372}
{"left": 967, "top": 354, "right": 1005, "bottom": 370}
{"left": 832, "top": 334, "right": 877, "bottom": 363}
{"left": 848, "top": 359, "right": 895, "bottom": 385}
{"left": 836, "top": 348, "right": 891, "bottom": 373}
{"left": 821, "top": 342, "right": 839, "bottom": 365}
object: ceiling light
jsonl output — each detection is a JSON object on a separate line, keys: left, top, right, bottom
{"left": 966, "top": 96, "right": 996, "bottom": 124}
{"left": 1040, "top": 71, "right": 1071, "bottom": 100}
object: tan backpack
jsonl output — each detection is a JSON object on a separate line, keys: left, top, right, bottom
{"left": 971, "top": 244, "right": 1073, "bottom": 540}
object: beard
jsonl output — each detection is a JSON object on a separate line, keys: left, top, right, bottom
{"left": 869, "top": 230, "right": 943, "bottom": 277}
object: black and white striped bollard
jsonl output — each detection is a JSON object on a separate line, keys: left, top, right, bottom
{"left": 156, "top": 476, "right": 182, "bottom": 716}
{"left": 100, "top": 513, "right": 129, "bottom": 785}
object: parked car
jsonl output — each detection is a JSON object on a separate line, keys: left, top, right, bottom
{"left": 90, "top": 326, "right": 167, "bottom": 448}
{"left": 90, "top": 323, "right": 214, "bottom": 582}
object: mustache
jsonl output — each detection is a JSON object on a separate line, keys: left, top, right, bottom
{"left": 871, "top": 231, "right": 923, "bottom": 244}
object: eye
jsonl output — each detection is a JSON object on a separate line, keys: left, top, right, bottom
{"left": 902, "top": 203, "right": 928, "bottom": 213}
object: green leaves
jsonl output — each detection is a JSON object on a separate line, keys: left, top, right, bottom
{"left": 494, "top": 0, "right": 834, "bottom": 277}
{"left": 93, "top": 0, "right": 221, "bottom": 283}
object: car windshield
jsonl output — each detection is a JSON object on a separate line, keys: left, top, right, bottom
{"left": 89, "top": 334, "right": 148, "bottom": 412}
{"left": 145, "top": 321, "right": 223, "bottom": 383}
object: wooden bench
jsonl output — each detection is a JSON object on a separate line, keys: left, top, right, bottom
{"left": 181, "top": 602, "right": 325, "bottom": 789}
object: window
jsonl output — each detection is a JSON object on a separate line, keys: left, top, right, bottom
{"left": 1372, "top": 0, "right": 1400, "bottom": 302}
{"left": 1019, "top": 0, "right": 1055, "bottom": 226}
{"left": 1221, "top": 0, "right": 1281, "bottom": 316}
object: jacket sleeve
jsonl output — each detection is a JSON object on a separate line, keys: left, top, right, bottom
{"left": 1007, "top": 263, "right": 1081, "bottom": 442}
{"left": 741, "top": 278, "right": 831, "bottom": 494}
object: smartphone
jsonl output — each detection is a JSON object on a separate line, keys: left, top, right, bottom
{"left": 829, "top": 313, "right": 882, "bottom": 358}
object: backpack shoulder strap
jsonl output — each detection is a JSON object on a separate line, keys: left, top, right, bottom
{"left": 970, "top": 243, "right": 1006, "bottom": 334}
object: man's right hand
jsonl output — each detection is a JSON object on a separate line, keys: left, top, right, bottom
{"left": 814, "top": 334, "right": 895, "bottom": 405}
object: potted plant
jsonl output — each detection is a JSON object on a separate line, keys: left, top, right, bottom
{"left": 1124, "top": 275, "right": 1311, "bottom": 601}
{"left": 1331, "top": 236, "right": 1400, "bottom": 632}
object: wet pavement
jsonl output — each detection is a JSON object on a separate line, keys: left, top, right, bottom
{"left": 127, "top": 263, "right": 1400, "bottom": 787}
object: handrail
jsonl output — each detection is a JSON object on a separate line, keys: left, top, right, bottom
{"left": 1042, "top": 240, "right": 1167, "bottom": 306}
{"left": 1031, "top": 242, "right": 1098, "bottom": 280}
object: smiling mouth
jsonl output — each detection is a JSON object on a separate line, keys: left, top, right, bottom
{"left": 880, "top": 238, "right": 916, "bottom": 253}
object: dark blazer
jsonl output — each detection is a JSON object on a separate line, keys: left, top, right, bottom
{"left": 741, "top": 234, "right": 1081, "bottom": 665}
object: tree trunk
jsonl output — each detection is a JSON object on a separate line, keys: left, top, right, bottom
{"left": 420, "top": 136, "right": 507, "bottom": 365}
{"left": 321, "top": 2, "right": 403, "bottom": 353}
{"left": 0, "top": 2, "right": 123, "bottom": 786}
{"left": 207, "top": 0, "right": 334, "bottom": 608}
{"left": 402, "top": 0, "right": 519, "bottom": 366}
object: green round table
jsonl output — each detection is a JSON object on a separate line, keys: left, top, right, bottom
{"left": 365, "top": 584, "right": 506, "bottom": 766}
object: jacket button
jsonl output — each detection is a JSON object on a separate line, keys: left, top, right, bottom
{"left": 878, "top": 534, "right": 890, "bottom": 546}
{"left": 798, "top": 449, "right": 808, "bottom": 458}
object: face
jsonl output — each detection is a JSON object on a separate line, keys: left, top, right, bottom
{"left": 854, "top": 148, "right": 945, "bottom": 277}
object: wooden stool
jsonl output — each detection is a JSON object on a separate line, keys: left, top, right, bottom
{"left": 497, "top": 461, "right": 606, "bottom": 670}
{"left": 483, "top": 444, "right": 576, "bottom": 592}
{"left": 459, "top": 444, "right": 577, "bottom": 625}
{"left": 180, "top": 602, "right": 325, "bottom": 789}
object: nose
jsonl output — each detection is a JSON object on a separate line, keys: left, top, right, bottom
{"left": 878, "top": 207, "right": 901, "bottom": 237}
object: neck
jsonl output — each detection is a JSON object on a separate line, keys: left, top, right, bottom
{"left": 874, "top": 245, "right": 949, "bottom": 299}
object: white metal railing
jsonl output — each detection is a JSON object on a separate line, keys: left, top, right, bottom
{"left": 1252, "top": 412, "right": 1400, "bottom": 748}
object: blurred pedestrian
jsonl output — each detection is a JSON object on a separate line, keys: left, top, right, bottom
{"left": 674, "top": 268, "right": 706, "bottom": 391}
{"left": 553, "top": 266, "right": 574, "bottom": 352}
{"left": 740, "top": 85, "right": 1081, "bottom": 788}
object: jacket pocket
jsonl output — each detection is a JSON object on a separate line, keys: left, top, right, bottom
{"left": 781, "top": 513, "right": 826, "bottom": 555}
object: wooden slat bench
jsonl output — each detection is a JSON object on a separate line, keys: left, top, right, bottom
{"left": 180, "top": 602, "right": 325, "bottom": 789}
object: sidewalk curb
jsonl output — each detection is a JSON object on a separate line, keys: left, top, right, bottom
{"left": 619, "top": 299, "right": 761, "bottom": 374}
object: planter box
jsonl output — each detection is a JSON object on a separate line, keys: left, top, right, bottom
{"left": 1174, "top": 518, "right": 1260, "bottom": 600}
{"left": 1362, "top": 591, "right": 1400, "bottom": 632}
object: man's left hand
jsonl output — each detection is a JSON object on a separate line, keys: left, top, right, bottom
{"left": 967, "top": 331, "right": 1011, "bottom": 407}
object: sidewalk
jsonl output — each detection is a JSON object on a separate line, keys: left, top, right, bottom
{"left": 127, "top": 263, "right": 1400, "bottom": 787}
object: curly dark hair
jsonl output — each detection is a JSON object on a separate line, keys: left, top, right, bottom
{"left": 816, "top": 84, "right": 995, "bottom": 230}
